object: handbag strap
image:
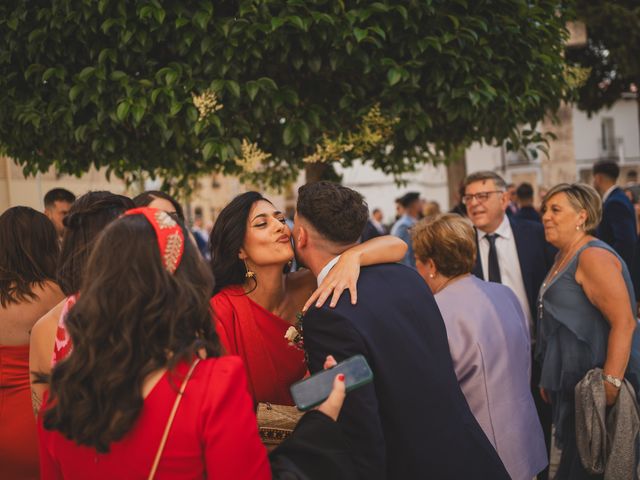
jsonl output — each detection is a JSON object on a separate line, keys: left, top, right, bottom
{"left": 148, "top": 358, "right": 201, "bottom": 480}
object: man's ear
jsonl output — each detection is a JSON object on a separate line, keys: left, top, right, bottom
{"left": 296, "top": 225, "right": 308, "bottom": 249}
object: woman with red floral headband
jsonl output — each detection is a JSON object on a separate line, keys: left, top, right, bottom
{"left": 38, "top": 208, "right": 355, "bottom": 480}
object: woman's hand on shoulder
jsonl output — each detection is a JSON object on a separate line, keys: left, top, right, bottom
{"left": 304, "top": 252, "right": 361, "bottom": 312}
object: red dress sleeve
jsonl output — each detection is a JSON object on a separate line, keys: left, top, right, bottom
{"left": 199, "top": 356, "right": 271, "bottom": 480}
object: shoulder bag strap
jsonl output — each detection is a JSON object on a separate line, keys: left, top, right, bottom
{"left": 148, "top": 358, "right": 201, "bottom": 480}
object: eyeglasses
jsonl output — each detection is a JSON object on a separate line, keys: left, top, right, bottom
{"left": 462, "top": 190, "right": 504, "bottom": 204}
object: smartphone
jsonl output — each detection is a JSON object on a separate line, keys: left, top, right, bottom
{"left": 290, "top": 354, "right": 373, "bottom": 411}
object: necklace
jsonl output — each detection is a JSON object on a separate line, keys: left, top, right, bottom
{"left": 434, "top": 273, "right": 469, "bottom": 294}
{"left": 538, "top": 234, "right": 588, "bottom": 321}
{"left": 541, "top": 235, "right": 587, "bottom": 289}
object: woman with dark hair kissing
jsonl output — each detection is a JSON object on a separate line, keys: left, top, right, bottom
{"left": 210, "top": 192, "right": 407, "bottom": 403}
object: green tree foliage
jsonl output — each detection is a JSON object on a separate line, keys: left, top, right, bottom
{"left": 0, "top": 0, "right": 570, "bottom": 190}
{"left": 566, "top": 1, "right": 640, "bottom": 115}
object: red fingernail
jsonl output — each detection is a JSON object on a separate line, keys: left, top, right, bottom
{"left": 338, "top": 374, "right": 345, "bottom": 381}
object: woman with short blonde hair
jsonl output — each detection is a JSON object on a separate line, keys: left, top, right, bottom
{"left": 413, "top": 213, "right": 548, "bottom": 480}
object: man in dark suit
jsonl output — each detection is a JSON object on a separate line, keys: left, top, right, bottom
{"left": 360, "top": 208, "right": 387, "bottom": 242}
{"left": 593, "top": 160, "right": 637, "bottom": 269}
{"left": 515, "top": 182, "right": 542, "bottom": 223}
{"left": 292, "top": 181, "right": 509, "bottom": 480}
{"left": 463, "top": 171, "right": 555, "bottom": 479}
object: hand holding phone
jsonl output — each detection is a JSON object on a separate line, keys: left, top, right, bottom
{"left": 290, "top": 355, "right": 373, "bottom": 411}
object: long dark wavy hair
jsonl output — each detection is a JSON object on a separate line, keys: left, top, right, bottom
{"left": 209, "top": 191, "right": 268, "bottom": 295}
{"left": 133, "top": 190, "right": 185, "bottom": 221}
{"left": 43, "top": 214, "right": 220, "bottom": 453}
{"left": 0, "top": 207, "right": 59, "bottom": 307}
{"left": 57, "top": 191, "right": 134, "bottom": 296}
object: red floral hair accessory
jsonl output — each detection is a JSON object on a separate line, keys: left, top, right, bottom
{"left": 124, "top": 207, "right": 184, "bottom": 274}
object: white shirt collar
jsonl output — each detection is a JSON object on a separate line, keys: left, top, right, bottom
{"left": 602, "top": 184, "right": 617, "bottom": 203}
{"left": 476, "top": 214, "right": 512, "bottom": 241}
{"left": 317, "top": 255, "right": 341, "bottom": 286}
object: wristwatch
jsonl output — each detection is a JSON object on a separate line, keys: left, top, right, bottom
{"left": 603, "top": 373, "right": 623, "bottom": 388}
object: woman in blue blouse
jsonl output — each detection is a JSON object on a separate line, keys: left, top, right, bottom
{"left": 537, "top": 183, "right": 640, "bottom": 479}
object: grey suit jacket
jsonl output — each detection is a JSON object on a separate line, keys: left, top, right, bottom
{"left": 435, "top": 275, "right": 548, "bottom": 480}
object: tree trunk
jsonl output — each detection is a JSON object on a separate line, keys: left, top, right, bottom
{"left": 446, "top": 150, "right": 467, "bottom": 209}
{"left": 304, "top": 162, "right": 330, "bottom": 184}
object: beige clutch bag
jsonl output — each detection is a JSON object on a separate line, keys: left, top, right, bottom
{"left": 256, "top": 402, "right": 304, "bottom": 449}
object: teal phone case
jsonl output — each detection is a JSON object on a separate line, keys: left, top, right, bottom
{"left": 289, "top": 354, "right": 374, "bottom": 411}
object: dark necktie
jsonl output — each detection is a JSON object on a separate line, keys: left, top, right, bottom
{"left": 485, "top": 233, "right": 502, "bottom": 283}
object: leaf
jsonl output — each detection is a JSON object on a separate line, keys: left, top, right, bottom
{"left": 24, "top": 64, "right": 43, "bottom": 80}
{"left": 354, "top": 28, "right": 368, "bottom": 43}
{"left": 165, "top": 70, "right": 178, "bottom": 85}
{"left": 150, "top": 88, "right": 163, "bottom": 104}
{"left": 202, "top": 141, "right": 216, "bottom": 160}
{"left": 69, "top": 85, "right": 82, "bottom": 101}
{"left": 283, "top": 123, "right": 295, "bottom": 146}
{"left": 296, "top": 121, "right": 310, "bottom": 144}
{"left": 246, "top": 80, "right": 259, "bottom": 101}
{"left": 116, "top": 101, "right": 130, "bottom": 121}
{"left": 153, "top": 8, "right": 166, "bottom": 24}
{"left": 132, "top": 104, "right": 145, "bottom": 124}
{"left": 210, "top": 79, "right": 226, "bottom": 92}
{"left": 110, "top": 70, "right": 127, "bottom": 81}
{"left": 169, "top": 100, "right": 183, "bottom": 116}
{"left": 288, "top": 16, "right": 305, "bottom": 31}
{"left": 258, "top": 77, "right": 277, "bottom": 91}
{"left": 78, "top": 66, "right": 96, "bottom": 81}
{"left": 186, "top": 105, "right": 198, "bottom": 122}
{"left": 387, "top": 67, "right": 402, "bottom": 86}
{"left": 193, "top": 11, "right": 209, "bottom": 30}
{"left": 43, "top": 67, "right": 58, "bottom": 81}
{"left": 271, "top": 17, "right": 286, "bottom": 30}
{"left": 175, "top": 17, "right": 189, "bottom": 28}
{"left": 226, "top": 80, "right": 241, "bottom": 98}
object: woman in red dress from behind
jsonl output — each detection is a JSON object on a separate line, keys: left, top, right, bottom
{"left": 38, "top": 208, "right": 353, "bottom": 480}
{"left": 0, "top": 207, "right": 64, "bottom": 480}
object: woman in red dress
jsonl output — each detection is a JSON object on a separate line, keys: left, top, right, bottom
{"left": 0, "top": 207, "right": 64, "bottom": 480}
{"left": 29, "top": 192, "right": 135, "bottom": 415}
{"left": 38, "top": 208, "right": 353, "bottom": 479}
{"left": 210, "top": 192, "right": 407, "bottom": 405}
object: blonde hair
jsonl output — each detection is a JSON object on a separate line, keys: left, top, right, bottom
{"left": 412, "top": 213, "right": 476, "bottom": 277}
{"left": 542, "top": 183, "right": 602, "bottom": 234}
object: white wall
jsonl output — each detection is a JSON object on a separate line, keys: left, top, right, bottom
{"left": 337, "top": 160, "right": 449, "bottom": 225}
{"left": 572, "top": 98, "right": 640, "bottom": 164}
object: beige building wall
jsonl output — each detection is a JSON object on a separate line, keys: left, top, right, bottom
{"left": 0, "top": 156, "right": 129, "bottom": 213}
{"left": 540, "top": 102, "right": 578, "bottom": 187}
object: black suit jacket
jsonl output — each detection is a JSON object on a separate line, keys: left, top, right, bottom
{"left": 472, "top": 216, "right": 556, "bottom": 321}
{"left": 596, "top": 187, "right": 637, "bottom": 269}
{"left": 303, "top": 264, "right": 510, "bottom": 480}
{"left": 515, "top": 205, "right": 542, "bottom": 223}
{"left": 360, "top": 219, "right": 385, "bottom": 242}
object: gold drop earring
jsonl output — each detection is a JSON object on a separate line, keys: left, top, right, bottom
{"left": 244, "top": 260, "right": 256, "bottom": 279}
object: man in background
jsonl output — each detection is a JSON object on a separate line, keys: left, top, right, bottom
{"left": 43, "top": 188, "right": 76, "bottom": 240}
{"left": 361, "top": 208, "right": 387, "bottom": 242}
{"left": 505, "top": 182, "right": 518, "bottom": 217}
{"left": 593, "top": 160, "right": 637, "bottom": 269}
{"left": 464, "top": 171, "right": 555, "bottom": 479}
{"left": 390, "top": 192, "right": 421, "bottom": 268}
{"left": 515, "top": 182, "right": 541, "bottom": 223}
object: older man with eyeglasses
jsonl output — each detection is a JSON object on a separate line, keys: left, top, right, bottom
{"left": 463, "top": 170, "right": 556, "bottom": 479}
